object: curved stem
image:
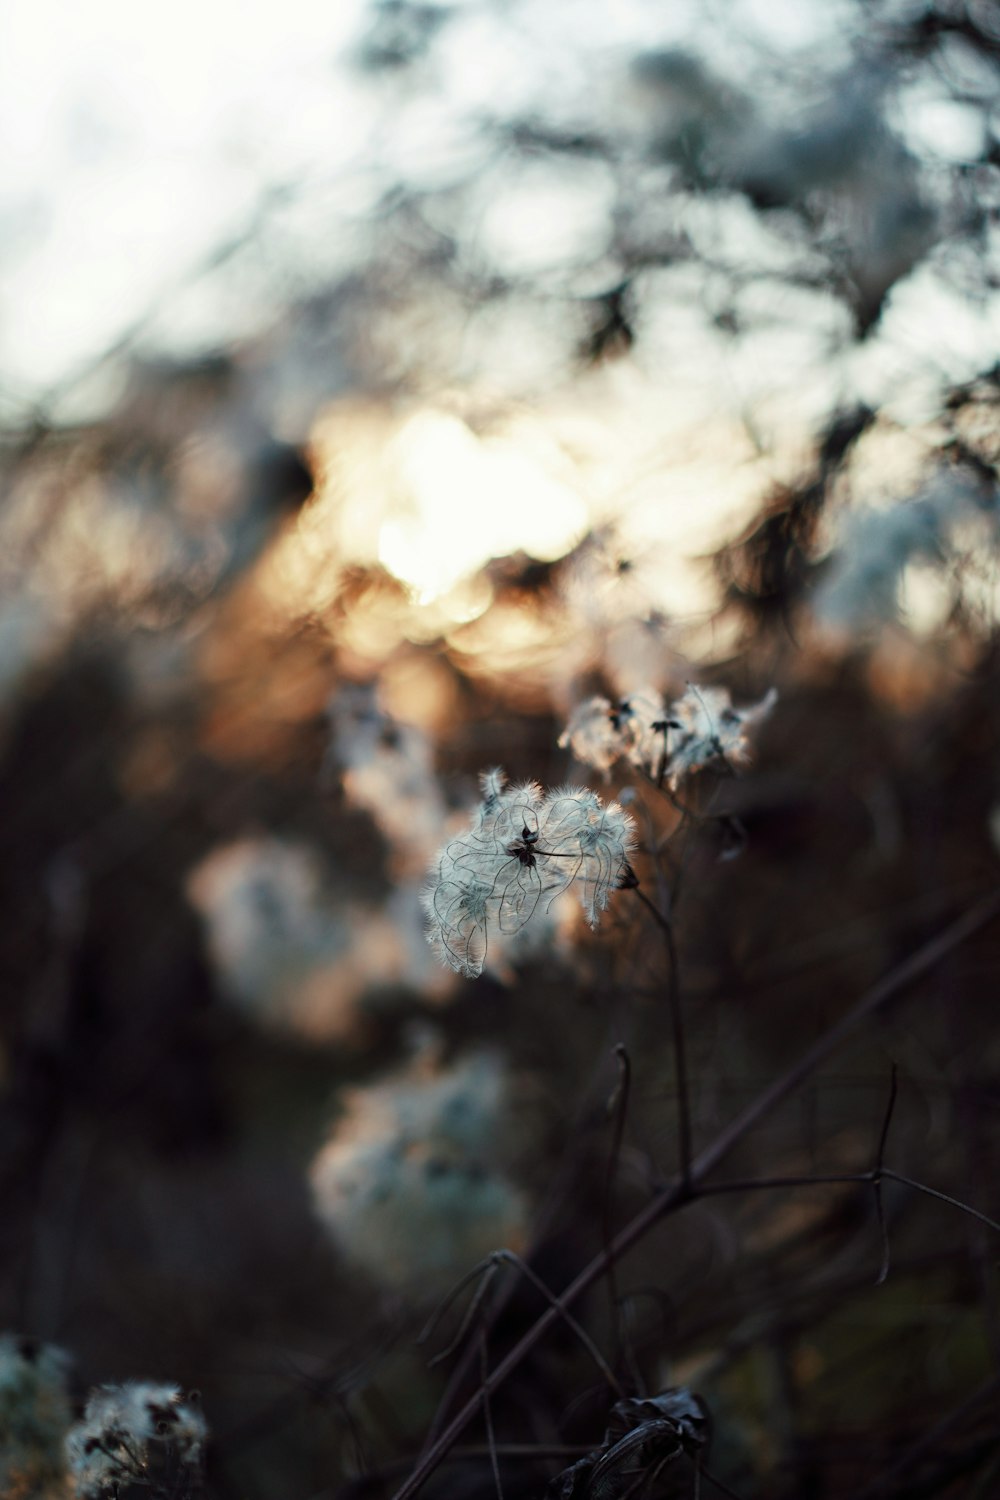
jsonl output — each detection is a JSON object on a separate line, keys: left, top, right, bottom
{"left": 389, "top": 888, "right": 1000, "bottom": 1500}
{"left": 632, "top": 886, "right": 692, "bottom": 1189}
{"left": 602, "top": 1044, "right": 632, "bottom": 1374}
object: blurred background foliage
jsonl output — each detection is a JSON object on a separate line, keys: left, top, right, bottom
{"left": 2, "top": 0, "right": 1000, "bottom": 1496}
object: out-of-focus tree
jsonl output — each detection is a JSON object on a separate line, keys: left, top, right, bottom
{"left": 2, "top": 7, "right": 1000, "bottom": 1500}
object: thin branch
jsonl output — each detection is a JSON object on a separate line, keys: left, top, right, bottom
{"left": 622, "top": 1448, "right": 680, "bottom": 1500}
{"left": 697, "top": 891, "right": 1000, "bottom": 1182}
{"left": 881, "top": 1168, "right": 1000, "bottom": 1236}
{"left": 389, "top": 888, "right": 1000, "bottom": 1500}
{"left": 420, "top": 1026, "right": 645, "bottom": 1449}
{"left": 873, "top": 1064, "right": 899, "bottom": 1285}
{"left": 631, "top": 886, "right": 692, "bottom": 1188}
{"left": 874, "top": 1062, "right": 900, "bottom": 1167}
{"left": 419, "top": 1258, "right": 503, "bottom": 1369}
{"left": 421, "top": 1250, "right": 623, "bottom": 1399}
{"left": 480, "top": 1335, "right": 504, "bottom": 1500}
{"left": 692, "top": 1159, "right": 1000, "bottom": 1242}
{"left": 602, "top": 1044, "right": 632, "bottom": 1374}
{"left": 492, "top": 1251, "right": 624, "bottom": 1399}
{"left": 698, "top": 1172, "right": 872, "bottom": 1197}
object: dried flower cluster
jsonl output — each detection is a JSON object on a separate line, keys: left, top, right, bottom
{"left": 65, "top": 1382, "right": 207, "bottom": 1500}
{"left": 326, "top": 684, "right": 448, "bottom": 875}
{"left": 560, "top": 684, "right": 776, "bottom": 788}
{"left": 0, "top": 1335, "right": 72, "bottom": 1500}
{"left": 310, "top": 1048, "right": 526, "bottom": 1290}
{"left": 187, "top": 836, "right": 352, "bottom": 1034}
{"left": 813, "top": 470, "right": 993, "bottom": 635}
{"left": 422, "top": 771, "right": 637, "bottom": 978}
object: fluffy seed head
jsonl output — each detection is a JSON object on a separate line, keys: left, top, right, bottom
{"left": 423, "top": 771, "right": 636, "bottom": 976}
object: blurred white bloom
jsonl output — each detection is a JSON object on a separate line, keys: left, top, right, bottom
{"left": 326, "top": 683, "right": 448, "bottom": 876}
{"left": 560, "top": 526, "right": 665, "bottom": 630}
{"left": 602, "top": 613, "right": 677, "bottom": 699}
{"left": 559, "top": 688, "right": 671, "bottom": 778}
{"left": 625, "top": 690, "right": 674, "bottom": 776}
{"left": 187, "top": 836, "right": 454, "bottom": 1039}
{"left": 310, "top": 1050, "right": 526, "bottom": 1292}
{"left": 422, "top": 771, "right": 636, "bottom": 977}
{"left": 0, "top": 1334, "right": 72, "bottom": 1499}
{"left": 558, "top": 696, "right": 623, "bottom": 776}
{"left": 552, "top": 530, "right": 679, "bottom": 707}
{"left": 560, "top": 684, "right": 775, "bottom": 789}
{"left": 65, "top": 1383, "right": 206, "bottom": 1500}
{"left": 725, "top": 70, "right": 936, "bottom": 321}
{"left": 187, "top": 837, "right": 348, "bottom": 1026}
{"left": 813, "top": 471, "right": 993, "bottom": 637}
{"left": 664, "top": 685, "right": 777, "bottom": 788}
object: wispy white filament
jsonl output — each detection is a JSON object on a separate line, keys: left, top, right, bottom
{"left": 560, "top": 684, "right": 776, "bottom": 788}
{"left": 423, "top": 770, "right": 636, "bottom": 977}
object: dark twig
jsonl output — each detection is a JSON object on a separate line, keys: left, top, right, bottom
{"left": 631, "top": 886, "right": 692, "bottom": 1189}
{"left": 602, "top": 1044, "right": 632, "bottom": 1374}
{"left": 480, "top": 1335, "right": 504, "bottom": 1500}
{"left": 697, "top": 891, "right": 1000, "bottom": 1183}
{"left": 873, "top": 1064, "right": 899, "bottom": 1285}
{"left": 699, "top": 1163, "right": 1000, "bottom": 1239}
{"left": 419, "top": 1258, "right": 503, "bottom": 1369}
{"left": 698, "top": 1172, "right": 872, "bottom": 1196}
{"left": 389, "top": 888, "right": 1000, "bottom": 1500}
{"left": 420, "top": 1028, "right": 646, "bottom": 1449}
{"left": 420, "top": 1250, "right": 623, "bottom": 1399}
{"left": 880, "top": 1169, "right": 1000, "bottom": 1236}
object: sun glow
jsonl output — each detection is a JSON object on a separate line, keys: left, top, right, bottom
{"left": 257, "top": 384, "right": 786, "bottom": 674}
{"left": 376, "top": 410, "right": 589, "bottom": 604}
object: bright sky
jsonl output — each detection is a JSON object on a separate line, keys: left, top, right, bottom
{"left": 0, "top": 0, "right": 374, "bottom": 405}
{"left": 2, "top": 0, "right": 998, "bottom": 671}
{"left": 0, "top": 0, "right": 869, "bottom": 414}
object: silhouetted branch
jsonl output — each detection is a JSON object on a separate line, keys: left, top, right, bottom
{"left": 390, "top": 888, "right": 1000, "bottom": 1500}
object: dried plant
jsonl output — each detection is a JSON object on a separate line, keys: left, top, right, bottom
{"left": 422, "top": 771, "right": 636, "bottom": 977}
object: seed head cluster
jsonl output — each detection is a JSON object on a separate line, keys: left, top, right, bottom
{"left": 422, "top": 771, "right": 636, "bottom": 978}
{"left": 310, "top": 1049, "right": 526, "bottom": 1289}
{"left": 65, "top": 1382, "right": 207, "bottom": 1500}
{"left": 560, "top": 683, "right": 776, "bottom": 787}
{"left": 0, "top": 1334, "right": 72, "bottom": 1499}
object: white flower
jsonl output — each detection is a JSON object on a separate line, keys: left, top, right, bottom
{"left": 538, "top": 786, "right": 638, "bottom": 927}
{"left": 0, "top": 1334, "right": 72, "bottom": 1497}
{"left": 310, "top": 1050, "right": 526, "bottom": 1291}
{"left": 560, "top": 684, "right": 776, "bottom": 789}
{"left": 326, "top": 683, "right": 448, "bottom": 875}
{"left": 423, "top": 772, "right": 636, "bottom": 977}
{"left": 425, "top": 869, "right": 495, "bottom": 979}
{"left": 65, "top": 1383, "right": 206, "bottom": 1499}
{"left": 664, "top": 685, "right": 777, "bottom": 788}
{"left": 559, "top": 689, "right": 671, "bottom": 779}
{"left": 618, "top": 689, "right": 673, "bottom": 774}
{"left": 558, "top": 697, "right": 624, "bottom": 776}
{"left": 812, "top": 471, "right": 990, "bottom": 637}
